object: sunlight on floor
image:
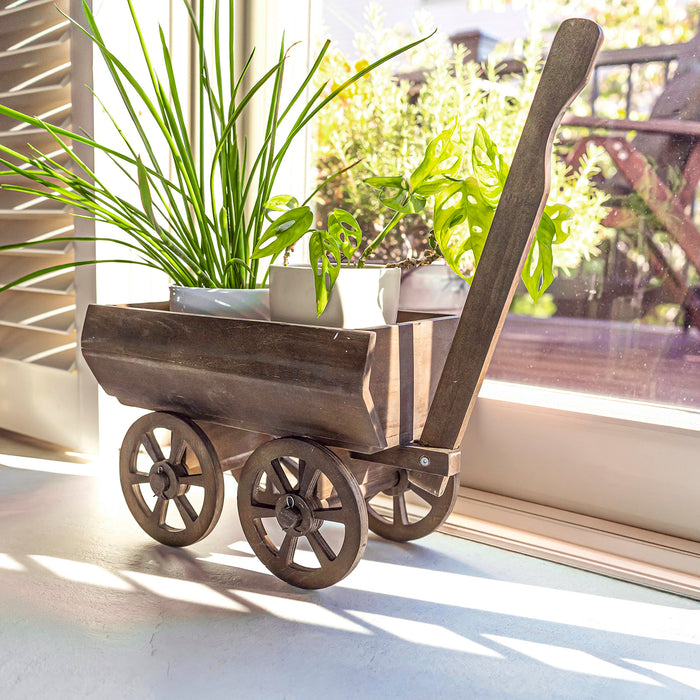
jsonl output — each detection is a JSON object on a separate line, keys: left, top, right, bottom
{"left": 623, "top": 659, "right": 700, "bottom": 691}
{"left": 236, "top": 590, "right": 370, "bottom": 634}
{"left": 30, "top": 555, "right": 134, "bottom": 591}
{"left": 208, "top": 542, "right": 700, "bottom": 645}
{"left": 0, "top": 553, "right": 24, "bottom": 571}
{"left": 483, "top": 635, "right": 661, "bottom": 685}
{"left": 349, "top": 610, "right": 503, "bottom": 657}
{"left": 120, "top": 570, "right": 247, "bottom": 612}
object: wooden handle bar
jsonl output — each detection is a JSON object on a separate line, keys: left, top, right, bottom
{"left": 420, "top": 18, "right": 603, "bottom": 450}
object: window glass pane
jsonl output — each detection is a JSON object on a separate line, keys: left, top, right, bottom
{"left": 316, "top": 0, "right": 700, "bottom": 412}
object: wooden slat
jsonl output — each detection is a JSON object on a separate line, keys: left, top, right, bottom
{"left": 0, "top": 126, "right": 71, "bottom": 160}
{"left": 0, "top": 291, "right": 74, "bottom": 332}
{"left": 0, "top": 210, "right": 73, "bottom": 246}
{"left": 0, "top": 262, "right": 74, "bottom": 294}
{"left": 0, "top": 40, "right": 70, "bottom": 92}
{"left": 421, "top": 18, "right": 603, "bottom": 450}
{"left": 594, "top": 41, "right": 688, "bottom": 67}
{"left": 0, "top": 84, "right": 70, "bottom": 131}
{"left": 81, "top": 305, "right": 387, "bottom": 453}
{"left": 368, "top": 316, "right": 459, "bottom": 444}
{"left": 0, "top": 324, "right": 75, "bottom": 364}
{"left": 0, "top": 0, "right": 70, "bottom": 42}
{"left": 563, "top": 115, "right": 700, "bottom": 137}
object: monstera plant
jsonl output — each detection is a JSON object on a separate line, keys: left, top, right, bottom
{"left": 258, "top": 120, "right": 575, "bottom": 319}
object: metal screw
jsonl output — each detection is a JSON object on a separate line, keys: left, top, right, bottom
{"left": 419, "top": 456, "right": 430, "bottom": 467}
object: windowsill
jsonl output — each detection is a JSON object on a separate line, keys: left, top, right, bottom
{"left": 479, "top": 379, "right": 700, "bottom": 434}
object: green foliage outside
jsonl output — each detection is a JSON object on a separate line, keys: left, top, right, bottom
{"left": 312, "top": 5, "right": 609, "bottom": 287}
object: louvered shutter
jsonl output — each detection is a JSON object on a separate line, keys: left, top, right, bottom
{"left": 0, "top": 0, "right": 97, "bottom": 451}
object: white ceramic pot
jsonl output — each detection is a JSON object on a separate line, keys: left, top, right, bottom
{"left": 169, "top": 286, "right": 270, "bottom": 320}
{"left": 398, "top": 263, "right": 468, "bottom": 314}
{"left": 269, "top": 265, "right": 401, "bottom": 328}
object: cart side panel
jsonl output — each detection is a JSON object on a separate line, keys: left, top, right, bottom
{"left": 369, "top": 315, "right": 459, "bottom": 446}
{"left": 81, "top": 305, "right": 387, "bottom": 453}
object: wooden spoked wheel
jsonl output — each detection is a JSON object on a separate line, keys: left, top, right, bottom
{"left": 366, "top": 470, "right": 459, "bottom": 542}
{"left": 237, "top": 438, "right": 368, "bottom": 589}
{"left": 120, "top": 412, "right": 224, "bottom": 547}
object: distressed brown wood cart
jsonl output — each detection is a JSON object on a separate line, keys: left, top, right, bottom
{"left": 81, "top": 19, "right": 602, "bottom": 589}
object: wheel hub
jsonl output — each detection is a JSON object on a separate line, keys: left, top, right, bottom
{"left": 275, "top": 493, "right": 317, "bottom": 535}
{"left": 385, "top": 468, "right": 409, "bottom": 496}
{"left": 148, "top": 460, "right": 181, "bottom": 500}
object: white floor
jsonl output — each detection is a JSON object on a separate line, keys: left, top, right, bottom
{"left": 1, "top": 432, "right": 699, "bottom": 699}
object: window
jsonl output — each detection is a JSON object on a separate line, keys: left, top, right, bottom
{"left": 311, "top": 0, "right": 700, "bottom": 594}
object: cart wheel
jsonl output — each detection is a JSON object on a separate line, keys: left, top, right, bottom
{"left": 366, "top": 470, "right": 459, "bottom": 542}
{"left": 237, "top": 437, "right": 367, "bottom": 589}
{"left": 120, "top": 412, "right": 224, "bottom": 547}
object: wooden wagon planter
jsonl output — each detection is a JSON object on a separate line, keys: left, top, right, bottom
{"left": 81, "top": 20, "right": 602, "bottom": 589}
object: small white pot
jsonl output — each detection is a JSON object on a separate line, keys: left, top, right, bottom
{"left": 398, "top": 263, "right": 469, "bottom": 314}
{"left": 169, "top": 286, "right": 270, "bottom": 320}
{"left": 269, "top": 264, "right": 401, "bottom": 328}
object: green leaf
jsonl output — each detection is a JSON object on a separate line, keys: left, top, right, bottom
{"left": 463, "top": 177, "right": 495, "bottom": 268}
{"left": 522, "top": 212, "right": 556, "bottom": 301}
{"left": 365, "top": 176, "right": 405, "bottom": 189}
{"left": 251, "top": 206, "right": 313, "bottom": 259}
{"left": 308, "top": 229, "right": 342, "bottom": 316}
{"left": 410, "top": 120, "right": 464, "bottom": 191}
{"left": 434, "top": 179, "right": 469, "bottom": 277}
{"left": 136, "top": 156, "right": 159, "bottom": 231}
{"left": 263, "top": 194, "right": 300, "bottom": 223}
{"left": 328, "top": 209, "right": 362, "bottom": 261}
{"left": 366, "top": 175, "right": 426, "bottom": 214}
{"left": 264, "top": 194, "right": 299, "bottom": 211}
{"left": 412, "top": 175, "right": 453, "bottom": 197}
{"left": 544, "top": 202, "right": 573, "bottom": 243}
{"left": 471, "top": 123, "right": 509, "bottom": 207}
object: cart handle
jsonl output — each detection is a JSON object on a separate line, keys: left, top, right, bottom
{"left": 420, "top": 18, "right": 603, "bottom": 450}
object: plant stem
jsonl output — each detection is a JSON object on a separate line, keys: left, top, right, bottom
{"left": 357, "top": 211, "right": 404, "bottom": 267}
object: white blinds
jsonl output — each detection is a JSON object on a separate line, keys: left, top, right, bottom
{"left": 0, "top": 0, "right": 97, "bottom": 452}
{"left": 0, "top": 0, "right": 77, "bottom": 372}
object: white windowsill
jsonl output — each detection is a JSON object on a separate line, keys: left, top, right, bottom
{"left": 479, "top": 379, "right": 700, "bottom": 434}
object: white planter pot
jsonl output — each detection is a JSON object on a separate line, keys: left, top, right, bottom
{"left": 398, "top": 263, "right": 469, "bottom": 314}
{"left": 269, "top": 265, "right": 401, "bottom": 328}
{"left": 169, "top": 286, "right": 270, "bottom": 320}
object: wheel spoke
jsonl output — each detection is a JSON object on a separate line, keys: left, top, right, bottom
{"left": 126, "top": 471, "right": 150, "bottom": 485}
{"left": 393, "top": 493, "right": 409, "bottom": 526}
{"left": 142, "top": 430, "right": 165, "bottom": 463}
{"left": 408, "top": 482, "right": 440, "bottom": 508}
{"left": 312, "top": 507, "right": 346, "bottom": 524}
{"left": 175, "top": 495, "right": 197, "bottom": 525}
{"left": 298, "top": 460, "right": 320, "bottom": 498}
{"left": 307, "top": 531, "right": 336, "bottom": 565}
{"left": 169, "top": 430, "right": 187, "bottom": 465}
{"left": 180, "top": 473, "right": 206, "bottom": 488}
{"left": 249, "top": 503, "right": 277, "bottom": 520}
{"left": 277, "top": 532, "right": 297, "bottom": 565}
{"left": 150, "top": 496, "right": 168, "bottom": 526}
{"left": 267, "top": 458, "right": 293, "bottom": 494}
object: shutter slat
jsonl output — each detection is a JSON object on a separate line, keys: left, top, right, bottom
{"left": 0, "top": 84, "right": 71, "bottom": 131}
{"left": 0, "top": 324, "right": 76, "bottom": 370}
{"left": 0, "top": 40, "right": 70, "bottom": 92}
{"left": 0, "top": 0, "right": 70, "bottom": 41}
